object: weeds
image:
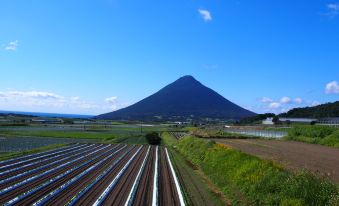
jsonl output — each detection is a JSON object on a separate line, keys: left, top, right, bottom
{"left": 176, "top": 136, "right": 339, "bottom": 205}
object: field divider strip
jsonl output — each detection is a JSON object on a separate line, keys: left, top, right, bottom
{"left": 0, "top": 143, "right": 86, "bottom": 170}
{"left": 92, "top": 145, "right": 144, "bottom": 206}
{"left": 3, "top": 144, "right": 120, "bottom": 206}
{"left": 152, "top": 146, "right": 159, "bottom": 206}
{"left": 0, "top": 144, "right": 108, "bottom": 196}
{"left": 32, "top": 145, "right": 129, "bottom": 206}
{"left": 0, "top": 143, "right": 79, "bottom": 165}
{"left": 0, "top": 144, "right": 96, "bottom": 176}
{"left": 66, "top": 145, "right": 135, "bottom": 206}
{"left": 165, "top": 148, "right": 186, "bottom": 206}
{"left": 0, "top": 144, "right": 99, "bottom": 184}
{"left": 124, "top": 146, "right": 151, "bottom": 206}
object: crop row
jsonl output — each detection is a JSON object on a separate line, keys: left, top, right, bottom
{"left": 0, "top": 143, "right": 186, "bottom": 206}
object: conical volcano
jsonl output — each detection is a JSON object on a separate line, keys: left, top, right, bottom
{"left": 96, "top": 75, "right": 256, "bottom": 121}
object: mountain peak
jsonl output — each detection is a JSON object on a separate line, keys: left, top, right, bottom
{"left": 178, "top": 75, "right": 195, "bottom": 80}
{"left": 174, "top": 75, "right": 199, "bottom": 84}
{"left": 96, "top": 76, "right": 256, "bottom": 121}
{"left": 168, "top": 75, "right": 202, "bottom": 89}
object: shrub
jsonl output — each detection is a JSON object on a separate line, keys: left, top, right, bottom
{"left": 145, "top": 132, "right": 161, "bottom": 145}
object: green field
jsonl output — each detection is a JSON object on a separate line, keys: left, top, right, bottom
{"left": 0, "top": 124, "right": 183, "bottom": 142}
{"left": 285, "top": 125, "right": 339, "bottom": 147}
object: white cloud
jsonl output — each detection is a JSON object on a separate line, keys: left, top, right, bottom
{"left": 257, "top": 95, "right": 323, "bottom": 114}
{"left": 198, "top": 9, "right": 212, "bottom": 22}
{"left": 325, "top": 81, "right": 339, "bottom": 94}
{"left": 269, "top": 102, "right": 281, "bottom": 109}
{"left": 0, "top": 89, "right": 124, "bottom": 115}
{"left": 5, "top": 40, "right": 18, "bottom": 51}
{"left": 71, "top": 96, "right": 80, "bottom": 101}
{"left": 260, "top": 97, "right": 273, "bottom": 103}
{"left": 105, "top": 96, "right": 118, "bottom": 104}
{"left": 5, "top": 91, "right": 62, "bottom": 99}
{"left": 259, "top": 96, "right": 304, "bottom": 114}
{"left": 294, "top": 97, "right": 303, "bottom": 104}
{"left": 327, "top": 3, "right": 339, "bottom": 17}
{"left": 280, "top": 96, "right": 291, "bottom": 104}
{"left": 105, "top": 96, "right": 119, "bottom": 110}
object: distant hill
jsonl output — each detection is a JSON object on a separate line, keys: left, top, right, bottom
{"left": 279, "top": 101, "right": 339, "bottom": 118}
{"left": 0, "top": 110, "right": 93, "bottom": 119}
{"left": 96, "top": 75, "right": 256, "bottom": 121}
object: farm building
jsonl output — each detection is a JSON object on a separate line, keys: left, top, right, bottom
{"left": 317, "top": 117, "right": 339, "bottom": 127}
{"left": 31, "top": 118, "right": 64, "bottom": 124}
{"left": 262, "top": 117, "right": 274, "bottom": 125}
{"left": 262, "top": 117, "right": 318, "bottom": 125}
{"left": 279, "top": 118, "right": 318, "bottom": 123}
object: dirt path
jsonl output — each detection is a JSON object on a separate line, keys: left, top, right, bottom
{"left": 213, "top": 139, "right": 339, "bottom": 183}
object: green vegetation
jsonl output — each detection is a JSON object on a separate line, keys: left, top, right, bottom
{"left": 145, "top": 132, "right": 161, "bottom": 145}
{"left": 0, "top": 143, "right": 66, "bottom": 161}
{"left": 167, "top": 147, "right": 226, "bottom": 206}
{"left": 0, "top": 125, "right": 181, "bottom": 146}
{"left": 110, "top": 135, "right": 148, "bottom": 144}
{"left": 0, "top": 124, "right": 181, "bottom": 140}
{"left": 279, "top": 101, "right": 339, "bottom": 118}
{"left": 162, "top": 132, "right": 228, "bottom": 205}
{"left": 285, "top": 125, "right": 339, "bottom": 147}
{"left": 175, "top": 136, "right": 339, "bottom": 205}
{"left": 238, "top": 113, "right": 275, "bottom": 125}
{"left": 192, "top": 128, "right": 258, "bottom": 139}
{"left": 161, "top": 132, "right": 178, "bottom": 146}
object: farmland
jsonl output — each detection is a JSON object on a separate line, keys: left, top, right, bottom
{"left": 214, "top": 138, "right": 339, "bottom": 182}
{"left": 0, "top": 143, "right": 186, "bottom": 206}
{"left": 1, "top": 124, "right": 339, "bottom": 205}
{"left": 0, "top": 136, "right": 96, "bottom": 152}
{"left": 176, "top": 136, "right": 339, "bottom": 205}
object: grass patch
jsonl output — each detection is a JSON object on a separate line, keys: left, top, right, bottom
{"left": 161, "top": 132, "right": 178, "bottom": 146}
{"left": 167, "top": 147, "right": 227, "bottom": 206}
{"left": 162, "top": 132, "right": 227, "bottom": 205}
{"left": 0, "top": 125, "right": 185, "bottom": 140}
{"left": 285, "top": 125, "right": 339, "bottom": 147}
{"left": 176, "top": 136, "right": 339, "bottom": 205}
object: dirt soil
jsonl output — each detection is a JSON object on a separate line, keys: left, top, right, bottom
{"left": 213, "top": 139, "right": 339, "bottom": 183}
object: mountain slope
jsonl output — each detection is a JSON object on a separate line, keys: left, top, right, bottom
{"left": 96, "top": 75, "right": 256, "bottom": 121}
{"left": 279, "top": 101, "right": 339, "bottom": 118}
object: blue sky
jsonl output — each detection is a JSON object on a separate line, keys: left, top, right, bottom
{"left": 0, "top": 0, "right": 338, "bottom": 115}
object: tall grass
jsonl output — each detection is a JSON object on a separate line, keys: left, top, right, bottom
{"left": 286, "top": 125, "right": 339, "bottom": 147}
{"left": 176, "top": 136, "right": 339, "bottom": 205}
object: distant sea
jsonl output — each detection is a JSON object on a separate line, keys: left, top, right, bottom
{"left": 0, "top": 110, "right": 94, "bottom": 119}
